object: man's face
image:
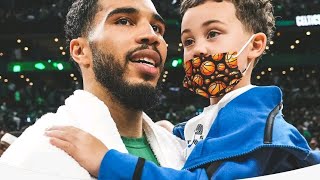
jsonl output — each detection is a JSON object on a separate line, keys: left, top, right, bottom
{"left": 89, "top": 0, "right": 167, "bottom": 88}
{"left": 181, "top": 1, "right": 252, "bottom": 71}
{"left": 88, "top": 0, "right": 167, "bottom": 110}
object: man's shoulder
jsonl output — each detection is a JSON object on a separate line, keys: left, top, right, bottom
{"left": 0, "top": 107, "right": 91, "bottom": 179}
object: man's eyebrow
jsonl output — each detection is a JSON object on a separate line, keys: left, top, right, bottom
{"left": 106, "top": 7, "right": 139, "bottom": 20}
{"left": 153, "top": 14, "right": 166, "bottom": 26}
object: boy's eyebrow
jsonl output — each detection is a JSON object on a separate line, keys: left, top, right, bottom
{"left": 202, "top": 19, "right": 226, "bottom": 27}
{"left": 181, "top": 29, "right": 191, "bottom": 36}
{"left": 181, "top": 19, "right": 225, "bottom": 35}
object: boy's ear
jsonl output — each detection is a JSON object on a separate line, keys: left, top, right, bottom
{"left": 69, "top": 38, "right": 92, "bottom": 68}
{"left": 248, "top": 33, "right": 267, "bottom": 59}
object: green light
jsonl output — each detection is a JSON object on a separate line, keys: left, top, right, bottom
{"left": 178, "top": 58, "right": 183, "bottom": 65}
{"left": 34, "top": 63, "right": 46, "bottom": 70}
{"left": 53, "top": 62, "right": 58, "bottom": 67}
{"left": 276, "top": 20, "right": 295, "bottom": 27}
{"left": 15, "top": 91, "right": 21, "bottom": 102}
{"left": 48, "top": 59, "right": 52, "bottom": 63}
{"left": 172, "top": 60, "right": 179, "bottom": 67}
{"left": 13, "top": 65, "right": 21, "bottom": 72}
{"left": 57, "top": 63, "right": 64, "bottom": 70}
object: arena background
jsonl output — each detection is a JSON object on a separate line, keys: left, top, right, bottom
{"left": 0, "top": 0, "right": 319, "bottom": 149}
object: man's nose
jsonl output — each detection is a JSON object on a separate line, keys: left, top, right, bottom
{"left": 135, "top": 24, "right": 160, "bottom": 46}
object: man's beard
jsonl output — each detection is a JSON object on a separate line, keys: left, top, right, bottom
{"left": 91, "top": 44, "right": 163, "bottom": 111}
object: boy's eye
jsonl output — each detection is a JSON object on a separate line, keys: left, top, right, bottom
{"left": 183, "top": 39, "right": 194, "bottom": 47}
{"left": 207, "top": 31, "right": 219, "bottom": 39}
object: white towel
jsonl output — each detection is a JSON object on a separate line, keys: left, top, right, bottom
{"left": 0, "top": 90, "right": 186, "bottom": 180}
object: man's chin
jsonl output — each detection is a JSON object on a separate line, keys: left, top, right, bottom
{"left": 126, "top": 79, "right": 158, "bottom": 89}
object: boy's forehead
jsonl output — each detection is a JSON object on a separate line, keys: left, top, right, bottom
{"left": 181, "top": 1, "right": 237, "bottom": 30}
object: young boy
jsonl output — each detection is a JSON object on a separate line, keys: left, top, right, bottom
{"left": 46, "top": 0, "right": 320, "bottom": 179}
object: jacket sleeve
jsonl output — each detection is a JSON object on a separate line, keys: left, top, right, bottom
{"left": 172, "top": 122, "right": 187, "bottom": 140}
{"left": 98, "top": 149, "right": 279, "bottom": 180}
{"left": 98, "top": 149, "right": 208, "bottom": 180}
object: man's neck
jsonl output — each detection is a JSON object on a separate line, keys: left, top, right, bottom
{"left": 84, "top": 82, "right": 143, "bottom": 138}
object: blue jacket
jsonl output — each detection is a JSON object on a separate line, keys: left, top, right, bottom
{"left": 98, "top": 86, "right": 320, "bottom": 180}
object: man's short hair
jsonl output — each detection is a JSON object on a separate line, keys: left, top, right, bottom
{"left": 65, "top": 0, "right": 100, "bottom": 71}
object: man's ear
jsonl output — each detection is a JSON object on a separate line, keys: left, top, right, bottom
{"left": 69, "top": 38, "right": 92, "bottom": 67}
{"left": 248, "top": 33, "right": 267, "bottom": 59}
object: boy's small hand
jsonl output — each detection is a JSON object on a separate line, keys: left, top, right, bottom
{"left": 45, "top": 126, "right": 108, "bottom": 177}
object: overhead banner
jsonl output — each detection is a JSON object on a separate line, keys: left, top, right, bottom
{"left": 296, "top": 14, "right": 320, "bottom": 26}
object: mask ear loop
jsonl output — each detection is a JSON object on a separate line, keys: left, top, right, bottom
{"left": 233, "top": 34, "right": 256, "bottom": 74}
{"left": 234, "top": 34, "right": 256, "bottom": 58}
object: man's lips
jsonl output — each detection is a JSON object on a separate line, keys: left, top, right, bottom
{"left": 129, "top": 49, "right": 161, "bottom": 68}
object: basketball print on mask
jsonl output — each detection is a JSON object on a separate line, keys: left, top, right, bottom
{"left": 200, "top": 61, "right": 215, "bottom": 76}
{"left": 212, "top": 53, "right": 224, "bottom": 61}
{"left": 225, "top": 85, "right": 234, "bottom": 93}
{"left": 208, "top": 81, "right": 227, "bottom": 96}
{"left": 184, "top": 60, "right": 193, "bottom": 77}
{"left": 183, "top": 35, "right": 256, "bottom": 98}
{"left": 193, "top": 74, "right": 204, "bottom": 86}
{"left": 229, "top": 78, "right": 241, "bottom": 86}
{"left": 196, "top": 88, "right": 209, "bottom": 98}
{"left": 192, "top": 57, "right": 201, "bottom": 68}
{"left": 225, "top": 52, "right": 238, "bottom": 68}
{"left": 217, "top": 63, "right": 226, "bottom": 71}
{"left": 183, "top": 52, "right": 243, "bottom": 98}
{"left": 183, "top": 76, "right": 194, "bottom": 90}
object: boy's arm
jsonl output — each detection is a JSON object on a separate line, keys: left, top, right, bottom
{"left": 46, "top": 125, "right": 205, "bottom": 179}
{"left": 99, "top": 149, "right": 207, "bottom": 180}
{"left": 46, "top": 126, "right": 271, "bottom": 180}
{"left": 99, "top": 149, "right": 265, "bottom": 180}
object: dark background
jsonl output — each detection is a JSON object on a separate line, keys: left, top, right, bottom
{"left": 0, "top": 0, "right": 319, "bottom": 148}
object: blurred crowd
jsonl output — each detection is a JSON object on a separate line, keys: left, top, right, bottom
{"left": 0, "top": 0, "right": 319, "bottom": 24}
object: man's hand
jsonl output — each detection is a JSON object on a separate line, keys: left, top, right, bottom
{"left": 0, "top": 141, "right": 10, "bottom": 157}
{"left": 45, "top": 126, "right": 108, "bottom": 177}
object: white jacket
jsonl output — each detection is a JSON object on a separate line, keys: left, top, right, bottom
{"left": 0, "top": 90, "right": 186, "bottom": 180}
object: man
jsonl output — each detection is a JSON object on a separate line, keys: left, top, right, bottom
{"left": 45, "top": 0, "right": 320, "bottom": 179}
{"left": 0, "top": 0, "right": 185, "bottom": 179}
{"left": 0, "top": 133, "right": 16, "bottom": 157}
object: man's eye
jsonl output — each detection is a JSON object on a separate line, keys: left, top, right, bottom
{"left": 183, "top": 39, "right": 194, "bottom": 47}
{"left": 152, "top": 25, "right": 162, "bottom": 34}
{"left": 116, "top": 18, "right": 132, "bottom": 26}
{"left": 207, "top": 31, "right": 219, "bottom": 39}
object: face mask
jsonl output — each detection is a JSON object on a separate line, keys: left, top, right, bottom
{"left": 183, "top": 35, "right": 255, "bottom": 98}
